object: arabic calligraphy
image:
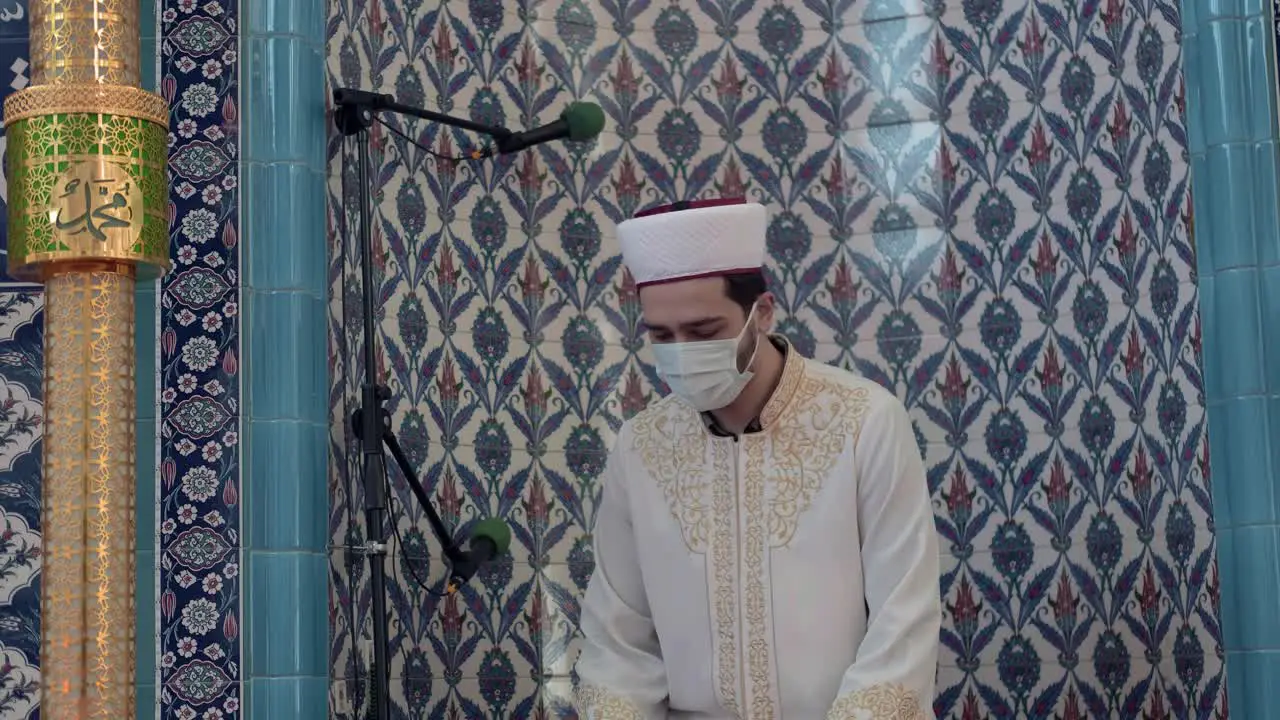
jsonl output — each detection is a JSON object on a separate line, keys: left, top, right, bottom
{"left": 48, "top": 161, "right": 143, "bottom": 248}
{"left": 0, "top": 2, "right": 23, "bottom": 23}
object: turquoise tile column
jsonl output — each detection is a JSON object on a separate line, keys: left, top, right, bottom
{"left": 137, "top": 1, "right": 159, "bottom": 715}
{"left": 1181, "top": 0, "right": 1280, "bottom": 714}
{"left": 240, "top": 0, "right": 329, "bottom": 716}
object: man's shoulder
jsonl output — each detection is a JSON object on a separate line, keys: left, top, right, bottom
{"left": 798, "top": 357, "right": 900, "bottom": 411}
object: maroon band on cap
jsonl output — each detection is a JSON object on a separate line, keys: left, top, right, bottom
{"left": 632, "top": 197, "right": 748, "bottom": 219}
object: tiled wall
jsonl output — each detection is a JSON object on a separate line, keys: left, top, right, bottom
{"left": 318, "top": 0, "right": 1226, "bottom": 716}
{"left": 1182, "top": 1, "right": 1280, "bottom": 716}
{"left": 0, "top": 0, "right": 40, "bottom": 704}
{"left": 0, "top": 6, "right": 41, "bottom": 715}
{"left": 156, "top": 0, "right": 244, "bottom": 716}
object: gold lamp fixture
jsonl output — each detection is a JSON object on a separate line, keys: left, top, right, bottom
{"left": 4, "top": 0, "right": 169, "bottom": 716}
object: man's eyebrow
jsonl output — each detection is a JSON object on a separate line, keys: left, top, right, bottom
{"left": 680, "top": 317, "right": 723, "bottom": 330}
{"left": 642, "top": 317, "right": 723, "bottom": 332}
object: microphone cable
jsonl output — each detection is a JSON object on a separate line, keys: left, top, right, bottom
{"left": 374, "top": 115, "right": 496, "bottom": 163}
{"left": 383, "top": 464, "right": 451, "bottom": 598}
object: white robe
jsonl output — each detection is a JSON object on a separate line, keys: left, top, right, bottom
{"left": 574, "top": 345, "right": 942, "bottom": 719}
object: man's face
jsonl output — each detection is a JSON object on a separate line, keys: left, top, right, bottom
{"left": 639, "top": 276, "right": 774, "bottom": 361}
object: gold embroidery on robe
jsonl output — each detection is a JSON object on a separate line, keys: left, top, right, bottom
{"left": 768, "top": 373, "right": 871, "bottom": 545}
{"left": 742, "top": 437, "right": 774, "bottom": 716}
{"left": 826, "top": 683, "right": 927, "bottom": 720}
{"left": 708, "top": 439, "right": 740, "bottom": 713}
{"left": 630, "top": 403, "right": 742, "bottom": 712}
{"left": 573, "top": 683, "right": 647, "bottom": 719}
{"left": 630, "top": 405, "right": 713, "bottom": 551}
{"left": 628, "top": 346, "right": 875, "bottom": 717}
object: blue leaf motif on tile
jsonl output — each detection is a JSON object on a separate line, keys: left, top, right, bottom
{"left": 473, "top": 307, "right": 510, "bottom": 364}
{"left": 995, "top": 635, "right": 1040, "bottom": 699}
{"left": 565, "top": 424, "right": 606, "bottom": 482}
{"left": 1060, "top": 56, "right": 1096, "bottom": 116}
{"left": 1142, "top": 141, "right": 1172, "bottom": 203}
{"left": 654, "top": 6, "right": 698, "bottom": 62}
{"left": 168, "top": 527, "right": 232, "bottom": 572}
{"left": 559, "top": 208, "right": 602, "bottom": 265}
{"left": 1079, "top": 396, "right": 1116, "bottom": 457}
{"left": 1092, "top": 629, "right": 1131, "bottom": 695}
{"left": 165, "top": 267, "right": 231, "bottom": 309}
{"left": 1071, "top": 280, "right": 1109, "bottom": 341}
{"left": 0, "top": 512, "right": 39, "bottom": 604}
{"left": 763, "top": 108, "right": 807, "bottom": 161}
{"left": 1085, "top": 511, "right": 1123, "bottom": 575}
{"left": 774, "top": 317, "right": 815, "bottom": 358}
{"left": 655, "top": 109, "right": 701, "bottom": 164}
{"left": 169, "top": 140, "right": 232, "bottom": 183}
{"left": 168, "top": 397, "right": 231, "bottom": 439}
{"left": 477, "top": 647, "right": 517, "bottom": 708}
{"left": 962, "top": 0, "right": 1002, "bottom": 31}
{"left": 979, "top": 298, "right": 1020, "bottom": 357}
{"left": 475, "top": 418, "right": 512, "bottom": 480}
{"left": 1135, "top": 25, "right": 1164, "bottom": 88}
{"left": 968, "top": 80, "right": 1010, "bottom": 138}
{"left": 555, "top": 0, "right": 597, "bottom": 53}
{"left": 876, "top": 309, "right": 921, "bottom": 367}
{"left": 563, "top": 316, "right": 604, "bottom": 373}
{"left": 470, "top": 196, "right": 509, "bottom": 256}
{"left": 756, "top": 4, "right": 802, "bottom": 61}
{"left": 1164, "top": 500, "right": 1195, "bottom": 567}
{"left": 169, "top": 16, "right": 230, "bottom": 56}
{"left": 1156, "top": 380, "right": 1187, "bottom": 442}
{"left": 766, "top": 210, "right": 811, "bottom": 267}
{"left": 868, "top": 98, "right": 911, "bottom": 156}
{"left": 167, "top": 659, "right": 233, "bottom": 705}
{"left": 400, "top": 649, "right": 434, "bottom": 711}
{"left": 1172, "top": 625, "right": 1204, "bottom": 687}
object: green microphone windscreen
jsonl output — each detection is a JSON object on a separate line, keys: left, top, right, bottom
{"left": 562, "top": 102, "right": 606, "bottom": 142}
{"left": 470, "top": 517, "right": 512, "bottom": 555}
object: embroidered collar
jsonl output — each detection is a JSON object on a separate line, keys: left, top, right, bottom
{"left": 701, "top": 334, "right": 806, "bottom": 437}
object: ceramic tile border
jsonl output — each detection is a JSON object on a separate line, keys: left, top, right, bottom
{"left": 138, "top": 2, "right": 160, "bottom": 714}
{"left": 156, "top": 0, "right": 244, "bottom": 716}
{"left": 1185, "top": 1, "right": 1280, "bottom": 716}
{"left": 240, "top": 0, "right": 330, "bottom": 715}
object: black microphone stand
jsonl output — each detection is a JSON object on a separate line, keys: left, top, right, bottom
{"left": 332, "top": 88, "right": 510, "bottom": 720}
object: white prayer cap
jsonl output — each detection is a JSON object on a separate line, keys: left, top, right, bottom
{"left": 617, "top": 198, "right": 767, "bottom": 288}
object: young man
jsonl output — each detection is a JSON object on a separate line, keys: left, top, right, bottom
{"left": 573, "top": 199, "right": 942, "bottom": 719}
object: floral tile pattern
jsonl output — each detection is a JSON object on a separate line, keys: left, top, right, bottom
{"left": 327, "top": 0, "right": 1226, "bottom": 717}
{"left": 0, "top": 3, "right": 42, "bottom": 717}
{"left": 158, "top": 0, "right": 243, "bottom": 717}
{"left": 0, "top": 289, "right": 42, "bottom": 719}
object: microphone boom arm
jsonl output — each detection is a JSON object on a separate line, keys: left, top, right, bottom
{"left": 352, "top": 401, "right": 468, "bottom": 569}
{"left": 333, "top": 87, "right": 512, "bottom": 144}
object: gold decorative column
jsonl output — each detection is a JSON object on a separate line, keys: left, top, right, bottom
{"left": 4, "top": 0, "right": 169, "bottom": 717}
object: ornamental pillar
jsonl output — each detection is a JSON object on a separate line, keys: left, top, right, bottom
{"left": 4, "top": 0, "right": 169, "bottom": 716}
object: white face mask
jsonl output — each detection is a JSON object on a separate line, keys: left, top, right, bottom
{"left": 651, "top": 306, "right": 762, "bottom": 412}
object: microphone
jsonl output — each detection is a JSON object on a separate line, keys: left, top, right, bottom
{"left": 446, "top": 517, "right": 512, "bottom": 592}
{"left": 495, "top": 102, "right": 606, "bottom": 155}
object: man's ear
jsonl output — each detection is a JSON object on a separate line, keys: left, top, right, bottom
{"left": 756, "top": 291, "right": 777, "bottom": 331}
